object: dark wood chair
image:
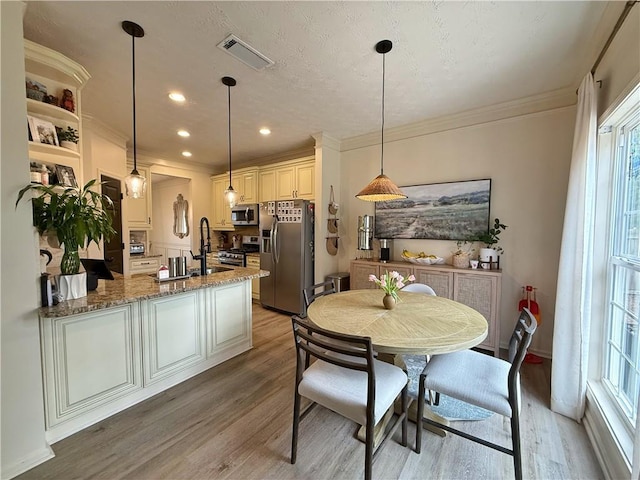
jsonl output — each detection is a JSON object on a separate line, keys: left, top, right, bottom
{"left": 416, "top": 308, "right": 538, "bottom": 480}
{"left": 303, "top": 279, "right": 336, "bottom": 308}
{"left": 290, "top": 315, "right": 410, "bottom": 480}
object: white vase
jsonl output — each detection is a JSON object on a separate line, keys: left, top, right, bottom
{"left": 479, "top": 248, "right": 498, "bottom": 263}
{"left": 57, "top": 272, "right": 87, "bottom": 300}
{"left": 60, "top": 140, "right": 78, "bottom": 151}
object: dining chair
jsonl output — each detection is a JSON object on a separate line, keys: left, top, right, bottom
{"left": 401, "top": 283, "right": 436, "bottom": 296}
{"left": 303, "top": 279, "right": 336, "bottom": 308}
{"left": 415, "top": 308, "right": 537, "bottom": 480}
{"left": 290, "top": 315, "right": 410, "bottom": 480}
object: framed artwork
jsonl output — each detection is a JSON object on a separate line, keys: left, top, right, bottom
{"left": 55, "top": 164, "right": 77, "bottom": 188}
{"left": 374, "top": 179, "right": 491, "bottom": 240}
{"left": 27, "top": 115, "right": 58, "bottom": 146}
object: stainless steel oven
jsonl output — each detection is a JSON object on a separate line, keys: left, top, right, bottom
{"left": 130, "top": 242, "right": 145, "bottom": 255}
{"left": 218, "top": 250, "right": 246, "bottom": 267}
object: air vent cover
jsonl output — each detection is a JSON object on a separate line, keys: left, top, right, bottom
{"left": 217, "top": 34, "right": 274, "bottom": 71}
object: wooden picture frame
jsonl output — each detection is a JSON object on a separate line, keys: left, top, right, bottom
{"left": 54, "top": 164, "right": 77, "bottom": 188}
{"left": 374, "top": 179, "right": 491, "bottom": 240}
{"left": 27, "top": 115, "right": 59, "bottom": 146}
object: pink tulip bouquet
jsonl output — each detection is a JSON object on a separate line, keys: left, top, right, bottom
{"left": 369, "top": 270, "right": 415, "bottom": 302}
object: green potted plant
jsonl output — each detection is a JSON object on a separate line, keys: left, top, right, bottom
{"left": 471, "top": 218, "right": 508, "bottom": 266}
{"left": 57, "top": 126, "right": 79, "bottom": 151}
{"left": 16, "top": 179, "right": 115, "bottom": 299}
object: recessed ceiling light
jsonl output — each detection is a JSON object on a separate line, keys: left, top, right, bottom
{"left": 181, "top": 151, "right": 192, "bottom": 157}
{"left": 177, "top": 130, "right": 190, "bottom": 137}
{"left": 169, "top": 92, "right": 186, "bottom": 102}
{"left": 259, "top": 128, "right": 271, "bottom": 135}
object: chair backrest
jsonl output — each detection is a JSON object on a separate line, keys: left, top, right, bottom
{"left": 401, "top": 283, "right": 436, "bottom": 296}
{"left": 303, "top": 279, "right": 336, "bottom": 308}
{"left": 507, "top": 308, "right": 538, "bottom": 405}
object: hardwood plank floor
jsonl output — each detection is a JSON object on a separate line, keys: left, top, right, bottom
{"left": 18, "top": 304, "right": 603, "bottom": 480}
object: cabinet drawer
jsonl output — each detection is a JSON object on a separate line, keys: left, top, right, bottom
{"left": 130, "top": 258, "right": 160, "bottom": 272}
{"left": 246, "top": 257, "right": 260, "bottom": 268}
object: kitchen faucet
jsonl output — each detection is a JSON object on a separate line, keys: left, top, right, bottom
{"left": 191, "top": 217, "right": 211, "bottom": 275}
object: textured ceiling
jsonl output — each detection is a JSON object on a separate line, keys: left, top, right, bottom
{"left": 22, "top": 1, "right": 610, "bottom": 171}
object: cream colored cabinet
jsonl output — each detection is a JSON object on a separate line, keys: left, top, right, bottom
{"left": 40, "top": 304, "right": 142, "bottom": 430}
{"left": 141, "top": 291, "right": 206, "bottom": 385}
{"left": 129, "top": 256, "right": 160, "bottom": 274}
{"left": 211, "top": 174, "right": 233, "bottom": 230}
{"left": 125, "top": 164, "right": 152, "bottom": 229}
{"left": 234, "top": 168, "right": 258, "bottom": 204}
{"left": 275, "top": 159, "right": 315, "bottom": 200}
{"left": 206, "top": 281, "right": 252, "bottom": 355}
{"left": 246, "top": 255, "right": 260, "bottom": 300}
{"left": 350, "top": 260, "right": 502, "bottom": 356}
{"left": 25, "top": 40, "right": 89, "bottom": 186}
{"left": 259, "top": 168, "right": 276, "bottom": 202}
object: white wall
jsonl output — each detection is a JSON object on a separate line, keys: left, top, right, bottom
{"left": 150, "top": 177, "right": 192, "bottom": 261}
{"left": 339, "top": 106, "right": 576, "bottom": 357}
{"left": 1, "top": 3, "right": 53, "bottom": 478}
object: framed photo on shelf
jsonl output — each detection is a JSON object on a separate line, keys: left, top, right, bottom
{"left": 27, "top": 115, "right": 59, "bottom": 146}
{"left": 54, "top": 164, "right": 77, "bottom": 188}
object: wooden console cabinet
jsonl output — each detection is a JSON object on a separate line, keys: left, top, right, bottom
{"left": 350, "top": 260, "right": 502, "bottom": 356}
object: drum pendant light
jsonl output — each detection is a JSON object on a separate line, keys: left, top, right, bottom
{"left": 123, "top": 20, "right": 146, "bottom": 199}
{"left": 356, "top": 40, "right": 406, "bottom": 202}
{"left": 222, "top": 76, "right": 238, "bottom": 209}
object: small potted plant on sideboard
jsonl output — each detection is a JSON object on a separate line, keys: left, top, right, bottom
{"left": 471, "top": 217, "right": 508, "bottom": 268}
{"left": 56, "top": 126, "right": 79, "bottom": 151}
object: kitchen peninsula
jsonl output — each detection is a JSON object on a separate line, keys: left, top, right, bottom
{"left": 39, "top": 267, "right": 269, "bottom": 442}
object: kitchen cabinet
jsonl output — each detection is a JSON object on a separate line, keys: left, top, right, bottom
{"left": 350, "top": 260, "right": 502, "bottom": 356}
{"left": 211, "top": 174, "right": 233, "bottom": 230}
{"left": 259, "top": 168, "right": 276, "bottom": 202}
{"left": 246, "top": 255, "right": 260, "bottom": 300}
{"left": 25, "top": 40, "right": 89, "bottom": 185}
{"left": 129, "top": 256, "right": 160, "bottom": 274}
{"left": 275, "top": 158, "right": 315, "bottom": 200}
{"left": 125, "top": 164, "right": 152, "bottom": 229}
{"left": 233, "top": 168, "right": 258, "bottom": 204}
{"left": 206, "top": 282, "right": 251, "bottom": 355}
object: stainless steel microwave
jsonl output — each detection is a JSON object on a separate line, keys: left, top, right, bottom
{"left": 231, "top": 203, "right": 259, "bottom": 226}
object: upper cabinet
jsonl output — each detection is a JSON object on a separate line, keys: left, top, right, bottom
{"left": 24, "top": 40, "right": 90, "bottom": 186}
{"left": 232, "top": 168, "right": 258, "bottom": 204}
{"left": 125, "top": 164, "right": 153, "bottom": 229}
{"left": 259, "top": 157, "right": 315, "bottom": 202}
{"left": 211, "top": 174, "right": 233, "bottom": 231}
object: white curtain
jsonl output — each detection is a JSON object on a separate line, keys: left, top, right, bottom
{"left": 551, "top": 72, "right": 597, "bottom": 421}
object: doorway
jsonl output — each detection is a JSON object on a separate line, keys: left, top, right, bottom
{"left": 101, "top": 175, "right": 124, "bottom": 273}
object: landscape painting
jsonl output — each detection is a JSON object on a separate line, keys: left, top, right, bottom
{"left": 374, "top": 179, "right": 491, "bottom": 240}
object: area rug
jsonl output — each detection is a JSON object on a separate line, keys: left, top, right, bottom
{"left": 403, "top": 354, "right": 493, "bottom": 421}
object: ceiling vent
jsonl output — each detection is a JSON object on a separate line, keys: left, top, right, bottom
{"left": 217, "top": 34, "right": 274, "bottom": 71}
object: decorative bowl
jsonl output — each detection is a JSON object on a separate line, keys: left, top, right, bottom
{"left": 401, "top": 255, "right": 445, "bottom": 265}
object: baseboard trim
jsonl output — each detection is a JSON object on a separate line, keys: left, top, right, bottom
{"left": 1, "top": 444, "right": 54, "bottom": 480}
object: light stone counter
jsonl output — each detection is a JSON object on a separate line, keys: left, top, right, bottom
{"left": 40, "top": 267, "right": 270, "bottom": 318}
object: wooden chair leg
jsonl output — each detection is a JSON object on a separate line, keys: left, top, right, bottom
{"left": 365, "top": 419, "right": 374, "bottom": 480}
{"left": 511, "top": 409, "right": 523, "bottom": 480}
{"left": 291, "top": 390, "right": 301, "bottom": 464}
{"left": 416, "top": 371, "right": 426, "bottom": 454}
{"left": 401, "top": 384, "right": 408, "bottom": 447}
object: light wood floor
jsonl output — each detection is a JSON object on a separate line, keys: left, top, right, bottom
{"left": 19, "top": 304, "right": 603, "bottom": 480}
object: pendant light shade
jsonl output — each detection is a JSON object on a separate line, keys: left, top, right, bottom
{"left": 123, "top": 20, "right": 147, "bottom": 199}
{"left": 222, "top": 76, "right": 238, "bottom": 209}
{"left": 356, "top": 40, "right": 406, "bottom": 202}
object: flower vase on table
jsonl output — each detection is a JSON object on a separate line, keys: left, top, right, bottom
{"left": 369, "top": 270, "right": 415, "bottom": 309}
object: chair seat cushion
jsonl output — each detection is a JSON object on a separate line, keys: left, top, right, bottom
{"left": 299, "top": 358, "right": 407, "bottom": 426}
{"left": 423, "top": 350, "right": 514, "bottom": 417}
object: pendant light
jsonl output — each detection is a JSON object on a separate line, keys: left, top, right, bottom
{"left": 222, "top": 76, "right": 238, "bottom": 208}
{"left": 123, "top": 20, "right": 146, "bottom": 199}
{"left": 356, "top": 40, "right": 406, "bottom": 202}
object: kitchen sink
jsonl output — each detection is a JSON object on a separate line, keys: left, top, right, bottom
{"left": 206, "top": 266, "right": 233, "bottom": 274}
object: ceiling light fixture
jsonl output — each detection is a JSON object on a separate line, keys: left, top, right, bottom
{"left": 222, "top": 76, "right": 238, "bottom": 208}
{"left": 177, "top": 129, "right": 190, "bottom": 137}
{"left": 355, "top": 40, "right": 406, "bottom": 202}
{"left": 122, "top": 20, "right": 146, "bottom": 199}
{"left": 169, "top": 92, "right": 185, "bottom": 102}
{"left": 181, "top": 151, "right": 192, "bottom": 157}
{"left": 259, "top": 127, "right": 271, "bottom": 135}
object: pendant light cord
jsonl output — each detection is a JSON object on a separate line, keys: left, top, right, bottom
{"left": 227, "top": 83, "right": 232, "bottom": 188}
{"left": 131, "top": 32, "right": 138, "bottom": 172}
{"left": 380, "top": 51, "right": 385, "bottom": 176}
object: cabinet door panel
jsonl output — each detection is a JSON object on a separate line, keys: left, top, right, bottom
{"left": 142, "top": 291, "right": 205, "bottom": 384}
{"left": 209, "top": 283, "right": 250, "bottom": 353}
{"left": 454, "top": 273, "right": 499, "bottom": 355}
{"left": 350, "top": 263, "right": 380, "bottom": 290}
{"left": 413, "top": 268, "right": 453, "bottom": 298}
{"left": 295, "top": 162, "right": 315, "bottom": 199}
{"left": 259, "top": 170, "right": 276, "bottom": 202}
{"left": 276, "top": 167, "right": 295, "bottom": 199}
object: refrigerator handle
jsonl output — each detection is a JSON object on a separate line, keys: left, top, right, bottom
{"left": 273, "top": 218, "right": 280, "bottom": 263}
{"left": 270, "top": 220, "right": 276, "bottom": 264}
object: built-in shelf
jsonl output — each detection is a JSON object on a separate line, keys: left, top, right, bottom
{"left": 26, "top": 98, "right": 79, "bottom": 123}
{"left": 28, "top": 141, "right": 80, "bottom": 159}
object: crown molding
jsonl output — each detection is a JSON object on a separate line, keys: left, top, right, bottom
{"left": 83, "top": 114, "right": 128, "bottom": 146}
{"left": 24, "top": 39, "right": 91, "bottom": 88}
{"left": 341, "top": 86, "right": 577, "bottom": 152}
{"left": 312, "top": 132, "right": 341, "bottom": 151}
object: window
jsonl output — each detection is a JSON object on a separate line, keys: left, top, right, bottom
{"left": 604, "top": 109, "right": 640, "bottom": 429}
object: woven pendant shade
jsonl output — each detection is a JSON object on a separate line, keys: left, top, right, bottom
{"left": 355, "top": 174, "right": 406, "bottom": 202}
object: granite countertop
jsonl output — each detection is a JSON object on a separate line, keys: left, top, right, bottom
{"left": 40, "top": 267, "right": 270, "bottom": 318}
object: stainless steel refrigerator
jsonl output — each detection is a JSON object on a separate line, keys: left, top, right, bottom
{"left": 260, "top": 200, "right": 314, "bottom": 315}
